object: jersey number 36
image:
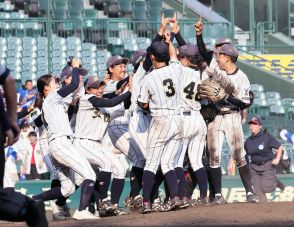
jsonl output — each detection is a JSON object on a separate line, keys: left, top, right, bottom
{"left": 163, "top": 79, "right": 176, "bottom": 97}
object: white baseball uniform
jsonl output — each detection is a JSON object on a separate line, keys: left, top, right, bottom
{"left": 175, "top": 66, "right": 207, "bottom": 171}
{"left": 138, "top": 60, "right": 183, "bottom": 175}
{"left": 208, "top": 68, "right": 250, "bottom": 168}
{"left": 105, "top": 78, "right": 145, "bottom": 168}
{"left": 74, "top": 94, "right": 113, "bottom": 173}
{"left": 129, "top": 64, "right": 151, "bottom": 164}
{"left": 42, "top": 90, "right": 96, "bottom": 197}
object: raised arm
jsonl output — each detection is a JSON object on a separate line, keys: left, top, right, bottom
{"left": 195, "top": 16, "right": 213, "bottom": 65}
{"left": 57, "top": 59, "right": 81, "bottom": 98}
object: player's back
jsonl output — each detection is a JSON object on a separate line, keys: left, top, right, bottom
{"left": 141, "top": 61, "right": 182, "bottom": 117}
{"left": 181, "top": 66, "right": 202, "bottom": 111}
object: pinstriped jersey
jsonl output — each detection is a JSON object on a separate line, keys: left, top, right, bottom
{"left": 75, "top": 94, "right": 110, "bottom": 141}
{"left": 130, "top": 64, "right": 146, "bottom": 111}
{"left": 181, "top": 67, "right": 202, "bottom": 111}
{"left": 104, "top": 80, "right": 125, "bottom": 119}
{"left": 216, "top": 68, "right": 250, "bottom": 112}
{"left": 138, "top": 60, "right": 182, "bottom": 117}
{"left": 42, "top": 91, "right": 73, "bottom": 141}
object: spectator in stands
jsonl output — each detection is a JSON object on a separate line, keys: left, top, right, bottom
{"left": 245, "top": 116, "right": 283, "bottom": 203}
{"left": 21, "top": 131, "right": 48, "bottom": 180}
{"left": 18, "top": 80, "right": 37, "bottom": 111}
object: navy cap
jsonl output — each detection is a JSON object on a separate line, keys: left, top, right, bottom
{"left": 219, "top": 43, "right": 238, "bottom": 58}
{"left": 60, "top": 56, "right": 88, "bottom": 82}
{"left": 106, "top": 55, "right": 129, "bottom": 69}
{"left": 215, "top": 37, "right": 232, "bottom": 46}
{"left": 149, "top": 41, "right": 169, "bottom": 60}
{"left": 84, "top": 76, "right": 105, "bottom": 89}
{"left": 178, "top": 44, "right": 199, "bottom": 57}
{"left": 248, "top": 116, "right": 262, "bottom": 125}
{"left": 131, "top": 50, "right": 146, "bottom": 67}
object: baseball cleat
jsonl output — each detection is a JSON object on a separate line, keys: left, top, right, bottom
{"left": 113, "top": 204, "right": 128, "bottom": 216}
{"left": 211, "top": 195, "right": 227, "bottom": 205}
{"left": 99, "top": 198, "right": 116, "bottom": 212}
{"left": 88, "top": 202, "right": 96, "bottom": 215}
{"left": 191, "top": 197, "right": 210, "bottom": 206}
{"left": 179, "top": 197, "right": 190, "bottom": 209}
{"left": 72, "top": 209, "right": 100, "bottom": 220}
{"left": 140, "top": 202, "right": 152, "bottom": 214}
{"left": 50, "top": 201, "right": 66, "bottom": 220}
{"left": 63, "top": 203, "right": 71, "bottom": 217}
{"left": 151, "top": 200, "right": 165, "bottom": 212}
{"left": 125, "top": 195, "right": 143, "bottom": 209}
{"left": 163, "top": 196, "right": 182, "bottom": 211}
{"left": 246, "top": 193, "right": 258, "bottom": 203}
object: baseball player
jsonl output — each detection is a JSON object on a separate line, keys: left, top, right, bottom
{"left": 138, "top": 33, "right": 184, "bottom": 213}
{"left": 126, "top": 16, "right": 180, "bottom": 209}
{"left": 105, "top": 55, "right": 149, "bottom": 209}
{"left": 74, "top": 76, "right": 131, "bottom": 215}
{"left": 200, "top": 43, "right": 257, "bottom": 204}
{"left": 32, "top": 59, "right": 99, "bottom": 220}
{"left": 173, "top": 44, "right": 209, "bottom": 206}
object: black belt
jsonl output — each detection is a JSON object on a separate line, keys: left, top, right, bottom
{"left": 50, "top": 136, "right": 71, "bottom": 142}
{"left": 78, "top": 138, "right": 102, "bottom": 143}
{"left": 251, "top": 160, "right": 271, "bottom": 166}
{"left": 183, "top": 111, "right": 191, "bottom": 116}
{"left": 218, "top": 109, "right": 240, "bottom": 115}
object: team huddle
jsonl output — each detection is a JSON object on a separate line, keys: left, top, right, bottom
{"left": 4, "top": 15, "right": 259, "bottom": 220}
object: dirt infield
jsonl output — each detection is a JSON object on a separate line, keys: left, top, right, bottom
{"left": 2, "top": 202, "right": 294, "bottom": 226}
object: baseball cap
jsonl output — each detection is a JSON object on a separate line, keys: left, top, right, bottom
{"left": 215, "top": 37, "right": 232, "bottom": 46}
{"left": 84, "top": 76, "right": 105, "bottom": 89}
{"left": 178, "top": 44, "right": 199, "bottom": 57}
{"left": 60, "top": 56, "right": 88, "bottom": 82}
{"left": 149, "top": 41, "right": 169, "bottom": 60}
{"left": 248, "top": 116, "right": 262, "bottom": 125}
{"left": 106, "top": 55, "right": 129, "bottom": 69}
{"left": 131, "top": 50, "right": 146, "bottom": 67}
{"left": 218, "top": 43, "right": 238, "bottom": 58}
{"left": 28, "top": 131, "right": 37, "bottom": 137}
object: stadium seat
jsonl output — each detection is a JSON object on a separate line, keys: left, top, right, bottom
{"left": 52, "top": 51, "right": 67, "bottom": 59}
{"left": 266, "top": 91, "right": 281, "bottom": 100}
{"left": 22, "top": 57, "right": 37, "bottom": 66}
{"left": 118, "top": 0, "right": 132, "bottom": 17}
{"left": 163, "top": 8, "right": 174, "bottom": 18}
{"left": 69, "top": 0, "right": 83, "bottom": 11}
{"left": 250, "top": 84, "right": 264, "bottom": 92}
{"left": 82, "top": 57, "right": 96, "bottom": 65}
{"left": 84, "top": 9, "right": 97, "bottom": 19}
{"left": 270, "top": 105, "right": 285, "bottom": 116}
{"left": 82, "top": 43, "right": 97, "bottom": 52}
{"left": 282, "top": 98, "right": 294, "bottom": 106}
{"left": 67, "top": 51, "right": 82, "bottom": 58}
{"left": 108, "top": 0, "right": 119, "bottom": 18}
{"left": 133, "top": 0, "right": 147, "bottom": 20}
{"left": 82, "top": 51, "right": 96, "bottom": 59}
{"left": 52, "top": 8, "right": 68, "bottom": 19}
{"left": 53, "top": 0, "right": 68, "bottom": 9}
{"left": 267, "top": 98, "right": 282, "bottom": 106}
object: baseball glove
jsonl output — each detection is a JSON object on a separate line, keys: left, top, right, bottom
{"left": 205, "top": 67, "right": 236, "bottom": 94}
{"left": 199, "top": 79, "right": 228, "bottom": 103}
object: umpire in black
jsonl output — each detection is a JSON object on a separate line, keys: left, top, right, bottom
{"left": 244, "top": 116, "right": 283, "bottom": 203}
{"left": 0, "top": 66, "right": 48, "bottom": 226}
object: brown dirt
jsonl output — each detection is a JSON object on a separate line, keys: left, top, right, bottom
{"left": 2, "top": 202, "right": 294, "bottom": 227}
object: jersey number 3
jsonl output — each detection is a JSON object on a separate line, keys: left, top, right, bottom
{"left": 163, "top": 79, "right": 176, "bottom": 97}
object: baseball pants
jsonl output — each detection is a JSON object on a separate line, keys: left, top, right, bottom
{"left": 39, "top": 138, "right": 58, "bottom": 179}
{"left": 73, "top": 138, "right": 113, "bottom": 173}
{"left": 108, "top": 114, "right": 145, "bottom": 168}
{"left": 207, "top": 112, "right": 246, "bottom": 168}
{"left": 176, "top": 112, "right": 207, "bottom": 171}
{"left": 144, "top": 115, "right": 183, "bottom": 175}
{"left": 49, "top": 136, "right": 96, "bottom": 197}
{"left": 129, "top": 109, "right": 151, "bottom": 158}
